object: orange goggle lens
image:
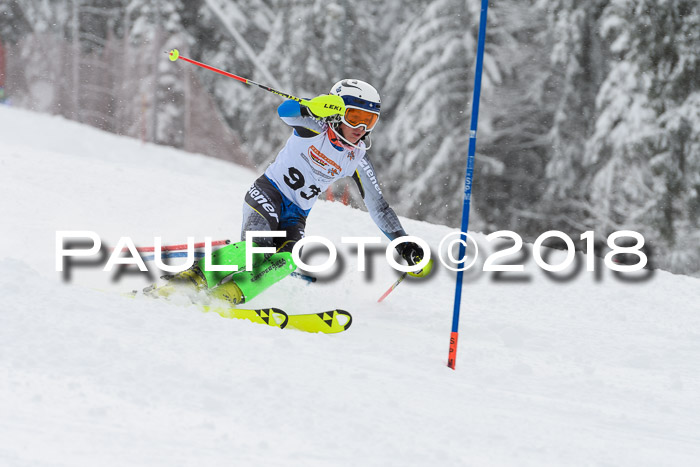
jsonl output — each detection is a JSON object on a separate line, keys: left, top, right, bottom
{"left": 343, "top": 107, "right": 379, "bottom": 131}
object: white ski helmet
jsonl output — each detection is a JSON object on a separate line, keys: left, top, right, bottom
{"left": 329, "top": 79, "right": 381, "bottom": 136}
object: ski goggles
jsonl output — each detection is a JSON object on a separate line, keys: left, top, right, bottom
{"left": 343, "top": 107, "right": 380, "bottom": 131}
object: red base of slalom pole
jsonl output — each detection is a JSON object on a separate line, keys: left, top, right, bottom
{"left": 448, "top": 332, "right": 459, "bottom": 369}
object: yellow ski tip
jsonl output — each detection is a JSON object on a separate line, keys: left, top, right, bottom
{"left": 168, "top": 49, "right": 180, "bottom": 61}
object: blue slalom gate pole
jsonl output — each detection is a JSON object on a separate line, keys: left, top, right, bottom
{"left": 448, "top": 0, "right": 489, "bottom": 370}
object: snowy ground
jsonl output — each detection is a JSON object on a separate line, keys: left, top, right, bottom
{"left": 1, "top": 106, "right": 700, "bottom": 466}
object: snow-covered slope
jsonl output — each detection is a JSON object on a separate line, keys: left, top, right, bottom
{"left": 1, "top": 106, "right": 699, "bottom": 466}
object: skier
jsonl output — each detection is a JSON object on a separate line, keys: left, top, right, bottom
{"left": 148, "top": 79, "right": 432, "bottom": 304}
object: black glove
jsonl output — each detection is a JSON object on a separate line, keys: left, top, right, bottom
{"left": 396, "top": 242, "right": 424, "bottom": 266}
{"left": 300, "top": 105, "right": 314, "bottom": 118}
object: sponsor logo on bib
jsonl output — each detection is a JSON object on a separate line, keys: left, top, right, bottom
{"left": 309, "top": 145, "right": 341, "bottom": 177}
